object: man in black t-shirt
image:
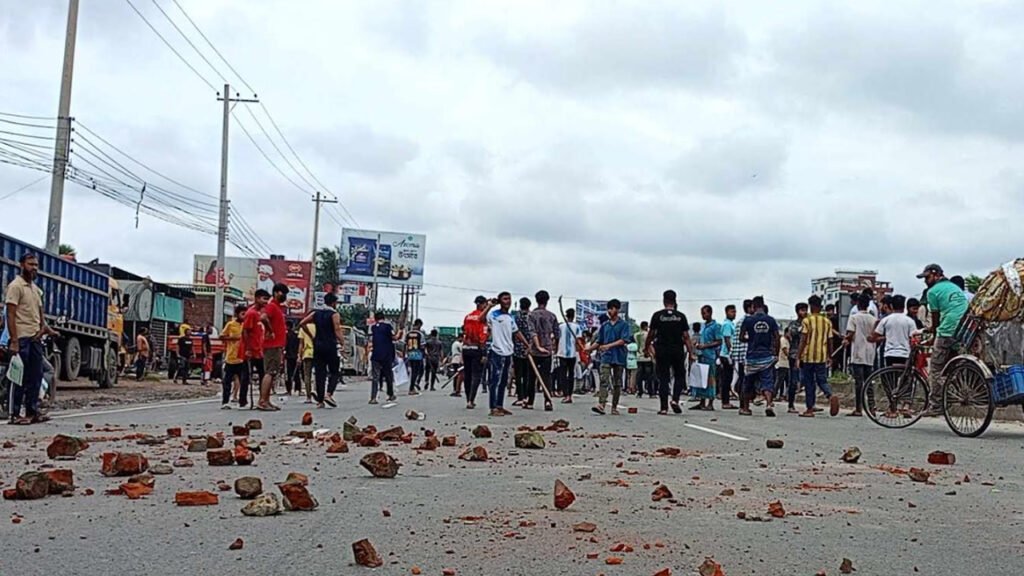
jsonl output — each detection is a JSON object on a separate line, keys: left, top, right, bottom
{"left": 645, "top": 290, "right": 696, "bottom": 415}
{"left": 176, "top": 328, "right": 193, "bottom": 384}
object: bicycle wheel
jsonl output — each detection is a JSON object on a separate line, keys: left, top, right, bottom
{"left": 943, "top": 361, "right": 994, "bottom": 438}
{"left": 863, "top": 366, "right": 929, "bottom": 429}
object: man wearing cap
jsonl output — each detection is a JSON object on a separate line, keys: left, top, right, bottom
{"left": 917, "top": 263, "right": 969, "bottom": 415}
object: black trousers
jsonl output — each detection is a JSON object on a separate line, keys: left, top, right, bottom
{"left": 637, "top": 361, "right": 655, "bottom": 397}
{"left": 314, "top": 350, "right": 340, "bottom": 403}
{"left": 176, "top": 354, "right": 191, "bottom": 383}
{"left": 408, "top": 359, "right": 425, "bottom": 391}
{"left": 850, "top": 363, "right": 871, "bottom": 412}
{"left": 531, "top": 355, "right": 552, "bottom": 404}
{"left": 513, "top": 356, "right": 534, "bottom": 402}
{"left": 556, "top": 357, "right": 576, "bottom": 397}
{"left": 425, "top": 358, "right": 440, "bottom": 389}
{"left": 462, "top": 347, "right": 484, "bottom": 404}
{"left": 222, "top": 362, "right": 248, "bottom": 405}
{"left": 285, "top": 356, "right": 299, "bottom": 393}
{"left": 655, "top": 351, "right": 687, "bottom": 412}
{"left": 718, "top": 357, "right": 734, "bottom": 405}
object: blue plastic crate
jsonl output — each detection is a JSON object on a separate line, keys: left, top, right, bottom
{"left": 993, "top": 365, "right": 1024, "bottom": 404}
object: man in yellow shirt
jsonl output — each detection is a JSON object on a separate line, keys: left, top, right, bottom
{"left": 220, "top": 304, "right": 247, "bottom": 409}
{"left": 795, "top": 295, "right": 840, "bottom": 418}
{"left": 299, "top": 322, "right": 315, "bottom": 404}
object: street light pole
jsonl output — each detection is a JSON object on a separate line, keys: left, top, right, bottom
{"left": 45, "top": 0, "right": 79, "bottom": 252}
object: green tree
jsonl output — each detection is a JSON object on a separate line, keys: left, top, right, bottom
{"left": 58, "top": 243, "right": 76, "bottom": 259}
{"left": 965, "top": 274, "right": 983, "bottom": 294}
{"left": 315, "top": 246, "right": 340, "bottom": 288}
{"left": 338, "top": 304, "right": 371, "bottom": 330}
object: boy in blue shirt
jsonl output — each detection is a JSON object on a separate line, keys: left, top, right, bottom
{"left": 587, "top": 299, "right": 632, "bottom": 416}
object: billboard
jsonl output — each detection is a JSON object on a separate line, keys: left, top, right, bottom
{"left": 194, "top": 255, "right": 258, "bottom": 300}
{"left": 340, "top": 229, "right": 426, "bottom": 287}
{"left": 576, "top": 299, "right": 631, "bottom": 330}
{"left": 315, "top": 281, "right": 369, "bottom": 308}
{"left": 258, "top": 258, "right": 312, "bottom": 316}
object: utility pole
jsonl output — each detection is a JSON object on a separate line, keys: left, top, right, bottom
{"left": 214, "top": 84, "right": 259, "bottom": 330}
{"left": 310, "top": 191, "right": 337, "bottom": 311}
{"left": 45, "top": 0, "right": 79, "bottom": 252}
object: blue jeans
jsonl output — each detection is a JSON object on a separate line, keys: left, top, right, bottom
{"left": 12, "top": 338, "right": 44, "bottom": 419}
{"left": 487, "top": 352, "right": 512, "bottom": 410}
{"left": 800, "top": 362, "right": 830, "bottom": 409}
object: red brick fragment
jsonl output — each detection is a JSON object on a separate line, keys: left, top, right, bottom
{"left": 174, "top": 491, "right": 219, "bottom": 506}
{"left": 554, "top": 479, "right": 576, "bottom": 510}
{"left": 352, "top": 538, "right": 383, "bottom": 568}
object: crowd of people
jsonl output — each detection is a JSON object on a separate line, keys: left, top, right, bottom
{"left": 2, "top": 248, "right": 973, "bottom": 425}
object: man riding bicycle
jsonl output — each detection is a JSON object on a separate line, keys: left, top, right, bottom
{"left": 916, "top": 263, "right": 969, "bottom": 416}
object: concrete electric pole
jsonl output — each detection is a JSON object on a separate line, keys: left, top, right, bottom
{"left": 214, "top": 84, "right": 258, "bottom": 330}
{"left": 310, "top": 190, "right": 337, "bottom": 309}
{"left": 45, "top": 0, "right": 79, "bottom": 252}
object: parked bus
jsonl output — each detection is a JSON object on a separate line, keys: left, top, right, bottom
{"left": 339, "top": 326, "right": 368, "bottom": 376}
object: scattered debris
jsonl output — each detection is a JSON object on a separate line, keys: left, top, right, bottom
{"left": 842, "top": 447, "right": 862, "bottom": 464}
{"left": 187, "top": 439, "right": 208, "bottom": 452}
{"left": 767, "top": 501, "right": 786, "bottom": 518}
{"left": 278, "top": 480, "right": 318, "bottom": 511}
{"left": 606, "top": 557, "right": 624, "bottom": 565}
{"left": 343, "top": 420, "right": 360, "bottom": 441}
{"left": 175, "top": 491, "right": 219, "bottom": 506}
{"left": 656, "top": 447, "right": 681, "bottom": 457}
{"left": 554, "top": 479, "right": 576, "bottom": 510}
{"left": 419, "top": 436, "right": 441, "bottom": 451}
{"left": 207, "top": 449, "right": 234, "bottom": 467}
{"left": 653, "top": 569, "right": 672, "bottom": 576}
{"left": 514, "top": 431, "right": 546, "bottom": 449}
{"left": 405, "top": 410, "right": 423, "bottom": 421}
{"left": 166, "top": 427, "right": 182, "bottom": 437}
{"left": 472, "top": 425, "right": 492, "bottom": 439}
{"left": 246, "top": 419, "right": 263, "bottom": 430}
{"left": 442, "top": 436, "right": 457, "bottom": 447}
{"left": 908, "top": 468, "right": 931, "bottom": 483}
{"left": 285, "top": 472, "right": 309, "bottom": 486}
{"left": 43, "top": 469, "right": 74, "bottom": 494}
{"left": 458, "top": 446, "right": 489, "bottom": 462}
{"left": 358, "top": 435, "right": 381, "bottom": 447}
{"left": 289, "top": 430, "right": 314, "bottom": 440}
{"left": 100, "top": 452, "right": 149, "bottom": 477}
{"left": 327, "top": 440, "right": 350, "bottom": 454}
{"left": 928, "top": 451, "right": 956, "bottom": 465}
{"left": 627, "top": 407, "right": 638, "bottom": 414}
{"left": 766, "top": 439, "right": 784, "bottom": 449}
{"left": 47, "top": 434, "right": 90, "bottom": 459}
{"left": 573, "top": 521, "right": 597, "bottom": 533}
{"left": 173, "top": 457, "right": 194, "bottom": 468}
{"left": 378, "top": 427, "right": 406, "bottom": 442}
{"left": 360, "top": 452, "right": 401, "bottom": 478}
{"left": 720, "top": 488, "right": 735, "bottom": 497}
{"left": 241, "top": 492, "right": 283, "bottom": 516}
{"left": 150, "top": 464, "right": 173, "bottom": 475}
{"left": 840, "top": 558, "right": 856, "bottom": 574}
{"left": 301, "top": 412, "right": 314, "bottom": 426}
{"left": 699, "top": 557, "right": 726, "bottom": 576}
{"left": 206, "top": 435, "right": 225, "bottom": 449}
{"left": 352, "top": 538, "right": 383, "bottom": 568}
{"left": 229, "top": 538, "right": 244, "bottom": 551}
{"left": 234, "top": 444, "right": 255, "bottom": 466}
{"left": 232, "top": 425, "right": 249, "bottom": 437}
{"left": 652, "top": 484, "right": 673, "bottom": 502}
{"left": 235, "top": 477, "right": 263, "bottom": 499}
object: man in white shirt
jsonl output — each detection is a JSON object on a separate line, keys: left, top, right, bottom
{"left": 869, "top": 295, "right": 918, "bottom": 366}
{"left": 555, "top": 308, "right": 582, "bottom": 403}
{"left": 486, "top": 292, "right": 531, "bottom": 417}
{"left": 449, "top": 335, "right": 464, "bottom": 397}
{"left": 845, "top": 294, "right": 877, "bottom": 417}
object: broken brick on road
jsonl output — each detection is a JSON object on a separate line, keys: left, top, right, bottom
{"left": 352, "top": 538, "right": 383, "bottom": 568}
{"left": 175, "top": 491, "right": 219, "bottom": 506}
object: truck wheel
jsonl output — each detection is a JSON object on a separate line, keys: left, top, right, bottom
{"left": 98, "top": 346, "right": 118, "bottom": 389}
{"left": 62, "top": 337, "right": 82, "bottom": 381}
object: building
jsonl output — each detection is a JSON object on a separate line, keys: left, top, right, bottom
{"left": 811, "top": 269, "right": 894, "bottom": 308}
{"left": 169, "top": 283, "right": 246, "bottom": 333}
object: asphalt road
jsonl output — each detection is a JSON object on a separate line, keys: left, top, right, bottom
{"left": 1, "top": 379, "right": 1022, "bottom": 576}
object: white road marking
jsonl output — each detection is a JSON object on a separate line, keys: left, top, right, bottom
{"left": 51, "top": 398, "right": 220, "bottom": 420}
{"left": 684, "top": 423, "right": 749, "bottom": 441}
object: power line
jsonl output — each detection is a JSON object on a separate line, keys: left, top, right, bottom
{"left": 242, "top": 105, "right": 318, "bottom": 192}
{"left": 0, "top": 174, "right": 50, "bottom": 202}
{"left": 147, "top": 0, "right": 229, "bottom": 85}
{"left": 123, "top": 0, "right": 217, "bottom": 92}
{"left": 0, "top": 129, "right": 53, "bottom": 141}
{"left": 0, "top": 117, "right": 57, "bottom": 130}
{"left": 0, "top": 111, "right": 55, "bottom": 121}
{"left": 232, "top": 111, "right": 312, "bottom": 196}
{"left": 169, "top": 0, "right": 256, "bottom": 94}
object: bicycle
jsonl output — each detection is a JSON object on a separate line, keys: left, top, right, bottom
{"left": 862, "top": 336, "right": 931, "bottom": 429}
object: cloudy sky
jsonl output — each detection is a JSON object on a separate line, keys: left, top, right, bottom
{"left": 2, "top": 0, "right": 1021, "bottom": 327}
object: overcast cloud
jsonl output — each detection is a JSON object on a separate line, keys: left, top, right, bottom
{"left": 2, "top": 0, "right": 1021, "bottom": 327}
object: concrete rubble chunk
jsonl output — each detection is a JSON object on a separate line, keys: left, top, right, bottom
{"left": 206, "top": 435, "right": 225, "bottom": 449}
{"left": 235, "top": 477, "right": 263, "bottom": 499}
{"left": 442, "top": 436, "right": 457, "bottom": 447}
{"left": 419, "top": 436, "right": 440, "bottom": 451}
{"left": 47, "top": 435, "right": 89, "bottom": 460}
{"left": 187, "top": 439, "right": 208, "bottom": 453}
{"left": 15, "top": 471, "right": 51, "bottom": 500}
{"left": 471, "top": 425, "right": 492, "bottom": 438}
{"left": 43, "top": 469, "right": 74, "bottom": 494}
{"left": 459, "top": 446, "right": 488, "bottom": 462}
{"left": 842, "top": 447, "right": 862, "bottom": 464}
{"left": 699, "top": 558, "right": 726, "bottom": 576}
{"left": 100, "top": 452, "right": 149, "bottom": 477}
{"left": 352, "top": 539, "right": 383, "bottom": 568}
{"left": 766, "top": 439, "right": 784, "bottom": 449}
{"left": 150, "top": 464, "right": 174, "bottom": 475}
{"left": 207, "top": 449, "right": 234, "bottom": 467}
{"left": 514, "top": 431, "right": 546, "bottom": 449}
{"left": 241, "top": 492, "right": 283, "bottom": 516}
{"left": 378, "top": 427, "right": 405, "bottom": 442}
{"left": 360, "top": 452, "right": 401, "bottom": 478}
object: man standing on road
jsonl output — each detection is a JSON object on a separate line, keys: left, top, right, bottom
{"left": 369, "top": 310, "right": 401, "bottom": 404}
{"left": 511, "top": 297, "right": 534, "bottom": 407}
{"left": 242, "top": 290, "right": 270, "bottom": 409}
{"left": 256, "top": 283, "right": 288, "bottom": 411}
{"left": 487, "top": 292, "right": 531, "bottom": 417}
{"left": 589, "top": 299, "right": 632, "bottom": 416}
{"left": 449, "top": 334, "right": 464, "bottom": 397}
{"left": 298, "top": 318, "right": 315, "bottom": 403}
{"left": 870, "top": 294, "right": 917, "bottom": 367}
{"left": 176, "top": 326, "right": 194, "bottom": 385}
{"left": 693, "top": 305, "right": 722, "bottom": 411}
{"left": 285, "top": 321, "right": 301, "bottom": 395}
{"left": 647, "top": 290, "right": 695, "bottom": 415}
{"left": 424, "top": 329, "right": 444, "bottom": 391}
{"left": 220, "top": 304, "right": 247, "bottom": 409}
{"left": 845, "top": 294, "right": 876, "bottom": 417}
{"left": 462, "top": 296, "right": 493, "bottom": 409}
{"left": 718, "top": 304, "right": 737, "bottom": 409}
{"left": 730, "top": 300, "right": 753, "bottom": 407}
{"left": 135, "top": 328, "right": 150, "bottom": 381}
{"left": 4, "top": 252, "right": 55, "bottom": 424}
{"left": 555, "top": 308, "right": 582, "bottom": 403}
{"left": 796, "top": 295, "right": 840, "bottom": 418}
{"left": 918, "top": 264, "right": 969, "bottom": 415}
{"left": 634, "top": 321, "right": 655, "bottom": 399}
{"left": 299, "top": 292, "right": 345, "bottom": 409}
{"left": 739, "top": 297, "right": 780, "bottom": 416}
{"left": 529, "top": 290, "right": 558, "bottom": 410}
{"left": 405, "top": 319, "right": 426, "bottom": 396}
{"left": 785, "top": 303, "right": 808, "bottom": 413}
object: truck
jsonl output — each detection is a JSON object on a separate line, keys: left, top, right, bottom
{"left": 165, "top": 331, "right": 225, "bottom": 381}
{"left": 1, "top": 232, "right": 123, "bottom": 389}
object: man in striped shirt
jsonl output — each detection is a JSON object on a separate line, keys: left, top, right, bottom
{"left": 795, "top": 295, "right": 840, "bottom": 417}
{"left": 728, "top": 299, "right": 753, "bottom": 405}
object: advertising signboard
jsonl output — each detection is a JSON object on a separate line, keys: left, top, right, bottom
{"left": 194, "top": 255, "right": 258, "bottom": 300}
{"left": 575, "top": 299, "right": 630, "bottom": 330}
{"left": 339, "top": 229, "right": 426, "bottom": 287}
{"left": 315, "top": 281, "right": 369, "bottom": 308}
{"left": 258, "top": 258, "right": 312, "bottom": 316}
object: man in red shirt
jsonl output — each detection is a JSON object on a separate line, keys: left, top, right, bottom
{"left": 255, "top": 283, "right": 289, "bottom": 411}
{"left": 461, "top": 295, "right": 495, "bottom": 410}
{"left": 243, "top": 289, "right": 272, "bottom": 410}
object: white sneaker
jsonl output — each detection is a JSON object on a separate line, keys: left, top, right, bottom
{"left": 220, "top": 404, "right": 232, "bottom": 410}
